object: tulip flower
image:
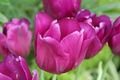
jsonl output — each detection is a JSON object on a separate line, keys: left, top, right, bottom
{"left": 0, "top": 54, "right": 39, "bottom": 80}
{"left": 0, "top": 18, "right": 32, "bottom": 57}
{"left": 76, "top": 9, "right": 112, "bottom": 59}
{"left": 42, "top": 0, "right": 81, "bottom": 19}
{"left": 35, "top": 12, "right": 95, "bottom": 74}
{"left": 108, "top": 16, "right": 120, "bottom": 56}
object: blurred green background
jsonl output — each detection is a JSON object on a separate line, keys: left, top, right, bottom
{"left": 0, "top": 0, "right": 120, "bottom": 80}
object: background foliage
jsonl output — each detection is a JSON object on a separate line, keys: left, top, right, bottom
{"left": 0, "top": 0, "right": 120, "bottom": 80}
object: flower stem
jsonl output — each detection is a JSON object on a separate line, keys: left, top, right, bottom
{"left": 40, "top": 70, "right": 44, "bottom": 80}
{"left": 97, "top": 61, "right": 103, "bottom": 80}
{"left": 52, "top": 74, "right": 57, "bottom": 80}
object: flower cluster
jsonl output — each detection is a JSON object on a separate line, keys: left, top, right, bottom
{"left": 0, "top": 0, "right": 120, "bottom": 79}
{"left": 34, "top": 0, "right": 120, "bottom": 74}
{"left": 0, "top": 19, "right": 39, "bottom": 80}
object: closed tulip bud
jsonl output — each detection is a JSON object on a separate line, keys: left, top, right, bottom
{"left": 76, "top": 9, "right": 112, "bottom": 59}
{"left": 2, "top": 18, "right": 32, "bottom": 57}
{"left": 0, "top": 54, "right": 39, "bottom": 80}
{"left": 108, "top": 16, "right": 120, "bottom": 56}
{"left": 42, "top": 0, "right": 81, "bottom": 19}
{"left": 35, "top": 12, "right": 94, "bottom": 74}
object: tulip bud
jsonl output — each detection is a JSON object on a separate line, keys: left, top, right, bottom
{"left": 35, "top": 12, "right": 94, "bottom": 74}
{"left": 0, "top": 54, "right": 39, "bottom": 80}
{"left": 2, "top": 18, "right": 32, "bottom": 57}
{"left": 42, "top": 0, "right": 81, "bottom": 19}
{"left": 76, "top": 9, "right": 112, "bottom": 59}
{"left": 108, "top": 16, "right": 120, "bottom": 56}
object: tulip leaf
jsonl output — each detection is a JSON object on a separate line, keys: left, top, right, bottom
{"left": 0, "top": 12, "right": 8, "bottom": 24}
{"left": 0, "top": 0, "right": 10, "bottom": 5}
{"left": 92, "top": 3, "right": 120, "bottom": 13}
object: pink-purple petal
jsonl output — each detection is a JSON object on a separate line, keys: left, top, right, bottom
{"left": 35, "top": 12, "right": 53, "bottom": 36}
{"left": 0, "top": 33, "right": 10, "bottom": 56}
{"left": 44, "top": 20, "right": 61, "bottom": 41}
{"left": 36, "top": 34, "right": 69, "bottom": 73}
{"left": 32, "top": 70, "right": 39, "bottom": 80}
{"left": 60, "top": 31, "right": 84, "bottom": 71}
{"left": 19, "top": 56, "right": 32, "bottom": 80}
{"left": 42, "top": 0, "right": 80, "bottom": 18}
{"left": 0, "top": 73, "right": 12, "bottom": 80}
{"left": 6, "top": 25, "right": 32, "bottom": 57}
{"left": 58, "top": 18, "right": 80, "bottom": 38}
{"left": 109, "top": 33, "right": 120, "bottom": 56}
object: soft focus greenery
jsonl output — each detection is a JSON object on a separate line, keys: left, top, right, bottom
{"left": 0, "top": 0, "right": 120, "bottom": 80}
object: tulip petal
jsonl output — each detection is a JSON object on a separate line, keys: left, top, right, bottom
{"left": 32, "top": 70, "right": 39, "bottom": 80}
{"left": 42, "top": 0, "right": 80, "bottom": 18}
{"left": 109, "top": 33, "right": 120, "bottom": 56}
{"left": 44, "top": 20, "right": 61, "bottom": 41}
{"left": 19, "top": 56, "right": 32, "bottom": 80}
{"left": 60, "top": 31, "right": 84, "bottom": 71}
{"left": 99, "top": 15, "right": 112, "bottom": 28}
{"left": 0, "top": 33, "right": 10, "bottom": 56}
{"left": 58, "top": 18, "right": 80, "bottom": 38}
{"left": 113, "top": 16, "right": 120, "bottom": 28}
{"left": 4, "top": 55, "right": 28, "bottom": 80}
{"left": 6, "top": 25, "right": 32, "bottom": 57}
{"left": 85, "top": 38, "right": 102, "bottom": 59}
{"left": 0, "top": 73, "right": 12, "bottom": 80}
{"left": 35, "top": 12, "right": 53, "bottom": 36}
{"left": 79, "top": 22, "right": 95, "bottom": 39}
{"left": 76, "top": 9, "right": 91, "bottom": 22}
{"left": 36, "top": 35, "right": 69, "bottom": 73}
{"left": 3, "top": 18, "right": 30, "bottom": 35}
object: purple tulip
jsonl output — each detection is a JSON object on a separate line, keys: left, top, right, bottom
{"left": 0, "top": 54, "right": 39, "bottom": 80}
{"left": 0, "top": 18, "right": 32, "bottom": 57}
{"left": 76, "top": 9, "right": 112, "bottom": 59}
{"left": 42, "top": 0, "right": 81, "bottom": 19}
{"left": 35, "top": 12, "right": 94, "bottom": 74}
{"left": 108, "top": 16, "right": 120, "bottom": 56}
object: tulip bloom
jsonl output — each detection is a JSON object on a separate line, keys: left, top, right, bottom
{"left": 0, "top": 54, "right": 39, "bottom": 80}
{"left": 42, "top": 0, "right": 81, "bottom": 19}
{"left": 108, "top": 16, "right": 120, "bottom": 56}
{"left": 35, "top": 12, "right": 94, "bottom": 74}
{"left": 0, "top": 18, "right": 32, "bottom": 57}
{"left": 76, "top": 9, "right": 112, "bottom": 59}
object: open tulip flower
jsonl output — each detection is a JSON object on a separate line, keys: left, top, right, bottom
{"left": 76, "top": 9, "right": 112, "bottom": 59}
{"left": 42, "top": 0, "right": 81, "bottom": 19}
{"left": 0, "top": 54, "right": 39, "bottom": 80}
{"left": 0, "top": 18, "right": 32, "bottom": 57}
{"left": 35, "top": 12, "right": 95, "bottom": 74}
{"left": 108, "top": 16, "right": 120, "bottom": 56}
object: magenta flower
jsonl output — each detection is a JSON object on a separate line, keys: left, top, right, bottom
{"left": 0, "top": 54, "right": 39, "bottom": 80}
{"left": 76, "top": 9, "right": 112, "bottom": 59}
{"left": 108, "top": 16, "right": 120, "bottom": 56}
{"left": 42, "top": 0, "right": 81, "bottom": 19}
{"left": 0, "top": 18, "right": 32, "bottom": 57}
{"left": 35, "top": 12, "right": 94, "bottom": 74}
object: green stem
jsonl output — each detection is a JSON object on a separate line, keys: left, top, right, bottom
{"left": 40, "top": 70, "right": 44, "bottom": 80}
{"left": 97, "top": 61, "right": 103, "bottom": 80}
{"left": 108, "top": 60, "right": 119, "bottom": 80}
{"left": 52, "top": 74, "right": 57, "bottom": 80}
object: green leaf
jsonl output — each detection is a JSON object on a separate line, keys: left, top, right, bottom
{"left": 92, "top": 3, "right": 120, "bottom": 12}
{"left": 0, "top": 12, "right": 8, "bottom": 24}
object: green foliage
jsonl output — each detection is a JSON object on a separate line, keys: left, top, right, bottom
{"left": 0, "top": 0, "right": 120, "bottom": 80}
